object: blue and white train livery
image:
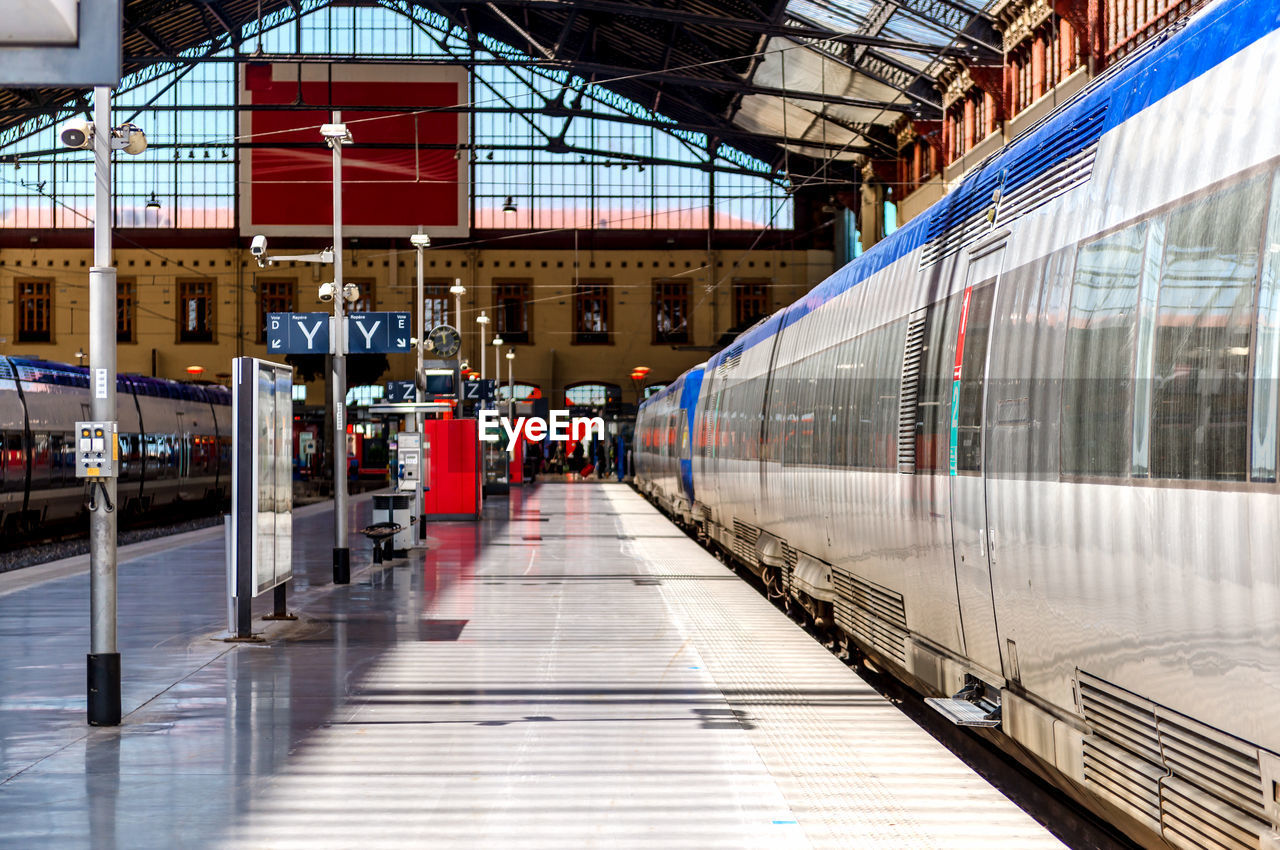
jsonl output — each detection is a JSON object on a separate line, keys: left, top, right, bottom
{"left": 636, "top": 0, "right": 1280, "bottom": 846}
{"left": 634, "top": 364, "right": 704, "bottom": 524}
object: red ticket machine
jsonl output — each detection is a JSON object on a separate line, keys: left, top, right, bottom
{"left": 422, "top": 418, "right": 481, "bottom": 520}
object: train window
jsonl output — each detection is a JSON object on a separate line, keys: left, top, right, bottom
{"left": 955, "top": 284, "right": 996, "bottom": 473}
{"left": 845, "top": 333, "right": 871, "bottom": 468}
{"left": 1130, "top": 221, "right": 1167, "bottom": 477}
{"left": 915, "top": 292, "right": 964, "bottom": 472}
{"left": 28, "top": 432, "right": 50, "bottom": 488}
{"left": 1149, "top": 173, "right": 1267, "bottom": 481}
{"left": 4, "top": 433, "right": 21, "bottom": 492}
{"left": 985, "top": 249, "right": 1073, "bottom": 480}
{"left": 870, "top": 321, "right": 904, "bottom": 470}
{"left": 1252, "top": 174, "right": 1280, "bottom": 482}
{"left": 1062, "top": 223, "right": 1147, "bottom": 477}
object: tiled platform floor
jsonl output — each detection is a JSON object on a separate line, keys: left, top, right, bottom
{"left": 0, "top": 484, "right": 1065, "bottom": 849}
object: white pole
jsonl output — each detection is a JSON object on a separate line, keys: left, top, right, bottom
{"left": 331, "top": 111, "right": 349, "bottom": 584}
{"left": 87, "top": 85, "right": 120, "bottom": 726}
{"left": 414, "top": 236, "right": 425, "bottom": 534}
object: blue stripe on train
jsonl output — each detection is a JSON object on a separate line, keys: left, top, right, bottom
{"left": 705, "top": 0, "right": 1280, "bottom": 372}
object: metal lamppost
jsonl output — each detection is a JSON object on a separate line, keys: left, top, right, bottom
{"left": 409, "top": 230, "right": 431, "bottom": 533}
{"left": 476, "top": 311, "right": 490, "bottom": 381}
{"left": 321, "top": 116, "right": 353, "bottom": 584}
{"left": 449, "top": 280, "right": 465, "bottom": 407}
{"left": 84, "top": 87, "right": 148, "bottom": 727}
{"left": 505, "top": 349, "right": 515, "bottom": 417}
{"left": 492, "top": 333, "right": 503, "bottom": 390}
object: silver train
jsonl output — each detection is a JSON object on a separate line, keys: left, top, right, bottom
{"left": 0, "top": 356, "right": 231, "bottom": 533}
{"left": 637, "top": 1, "right": 1280, "bottom": 847}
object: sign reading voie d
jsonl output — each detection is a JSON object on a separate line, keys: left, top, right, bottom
{"left": 347, "top": 312, "right": 412, "bottom": 354}
{"left": 267, "top": 312, "right": 331, "bottom": 354}
{"left": 386, "top": 380, "right": 416, "bottom": 402}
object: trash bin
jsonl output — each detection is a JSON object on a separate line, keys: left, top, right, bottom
{"left": 373, "top": 493, "right": 414, "bottom": 553}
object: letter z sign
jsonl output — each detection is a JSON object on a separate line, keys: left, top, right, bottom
{"left": 347, "top": 312, "right": 412, "bottom": 354}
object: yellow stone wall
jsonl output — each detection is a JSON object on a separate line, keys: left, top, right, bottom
{"left": 0, "top": 245, "right": 834, "bottom": 405}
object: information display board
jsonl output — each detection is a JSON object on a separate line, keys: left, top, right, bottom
{"left": 232, "top": 358, "right": 294, "bottom": 603}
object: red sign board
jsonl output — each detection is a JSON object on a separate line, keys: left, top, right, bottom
{"left": 238, "top": 63, "right": 468, "bottom": 238}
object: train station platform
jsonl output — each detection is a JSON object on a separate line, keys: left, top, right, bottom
{"left": 0, "top": 484, "right": 1067, "bottom": 850}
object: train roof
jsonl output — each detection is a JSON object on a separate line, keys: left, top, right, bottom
{"left": 706, "top": 0, "right": 1275, "bottom": 374}
{"left": 637, "top": 362, "right": 705, "bottom": 412}
{"left": 0, "top": 356, "right": 231, "bottom": 404}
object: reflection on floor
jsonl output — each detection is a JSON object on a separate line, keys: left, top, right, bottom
{"left": 0, "top": 484, "right": 1064, "bottom": 849}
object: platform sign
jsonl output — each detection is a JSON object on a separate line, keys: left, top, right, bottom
{"left": 386, "top": 380, "right": 416, "bottom": 402}
{"left": 462, "top": 379, "right": 495, "bottom": 401}
{"left": 347, "top": 312, "right": 412, "bottom": 354}
{"left": 231, "top": 358, "right": 294, "bottom": 637}
{"left": 267, "top": 312, "right": 331, "bottom": 355}
{"left": 0, "top": 0, "right": 121, "bottom": 86}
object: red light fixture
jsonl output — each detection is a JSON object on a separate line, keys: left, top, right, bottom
{"left": 186, "top": 365, "right": 204, "bottom": 376}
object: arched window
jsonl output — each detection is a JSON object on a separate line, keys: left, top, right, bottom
{"left": 496, "top": 382, "right": 541, "bottom": 402}
{"left": 345, "top": 385, "right": 384, "bottom": 407}
{"left": 565, "top": 382, "right": 621, "bottom": 407}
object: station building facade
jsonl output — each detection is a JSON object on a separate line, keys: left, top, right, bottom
{"left": 0, "top": 242, "right": 832, "bottom": 407}
{"left": 867, "top": 0, "right": 1205, "bottom": 242}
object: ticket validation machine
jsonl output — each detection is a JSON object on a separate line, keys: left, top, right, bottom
{"left": 397, "top": 431, "right": 426, "bottom": 544}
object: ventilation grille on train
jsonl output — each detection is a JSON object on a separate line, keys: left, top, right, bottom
{"left": 897, "top": 313, "right": 927, "bottom": 474}
{"left": 919, "top": 101, "right": 1108, "bottom": 269}
{"left": 731, "top": 519, "right": 760, "bottom": 568}
{"left": 718, "top": 343, "right": 744, "bottom": 375}
{"left": 1077, "top": 671, "right": 1274, "bottom": 849}
{"left": 780, "top": 541, "right": 798, "bottom": 570}
{"left": 832, "top": 568, "right": 908, "bottom": 665}
{"left": 995, "top": 142, "right": 1099, "bottom": 224}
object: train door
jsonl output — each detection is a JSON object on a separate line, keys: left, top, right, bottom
{"left": 176, "top": 412, "right": 188, "bottom": 478}
{"left": 948, "top": 239, "right": 1005, "bottom": 678}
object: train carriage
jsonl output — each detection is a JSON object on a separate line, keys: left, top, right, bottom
{"left": 636, "top": 0, "right": 1280, "bottom": 844}
{"left": 0, "top": 356, "right": 231, "bottom": 532}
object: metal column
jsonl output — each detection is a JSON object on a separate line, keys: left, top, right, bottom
{"left": 331, "top": 110, "right": 349, "bottom": 584}
{"left": 87, "top": 86, "right": 120, "bottom": 726}
{"left": 415, "top": 239, "right": 426, "bottom": 536}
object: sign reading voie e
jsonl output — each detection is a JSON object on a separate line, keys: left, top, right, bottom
{"left": 267, "top": 312, "right": 331, "bottom": 354}
{"left": 347, "top": 312, "right": 412, "bottom": 354}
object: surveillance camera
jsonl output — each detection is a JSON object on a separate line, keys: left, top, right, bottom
{"left": 318, "top": 282, "right": 335, "bottom": 303}
{"left": 343, "top": 283, "right": 360, "bottom": 303}
{"left": 59, "top": 118, "right": 94, "bottom": 150}
{"left": 113, "top": 123, "right": 147, "bottom": 156}
{"left": 250, "top": 235, "right": 267, "bottom": 257}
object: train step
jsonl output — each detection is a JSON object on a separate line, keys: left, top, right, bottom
{"left": 925, "top": 683, "right": 1002, "bottom": 728}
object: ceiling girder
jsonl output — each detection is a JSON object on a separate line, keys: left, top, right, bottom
{"left": 431, "top": 0, "right": 973, "bottom": 56}
{"left": 544, "top": 59, "right": 916, "bottom": 113}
